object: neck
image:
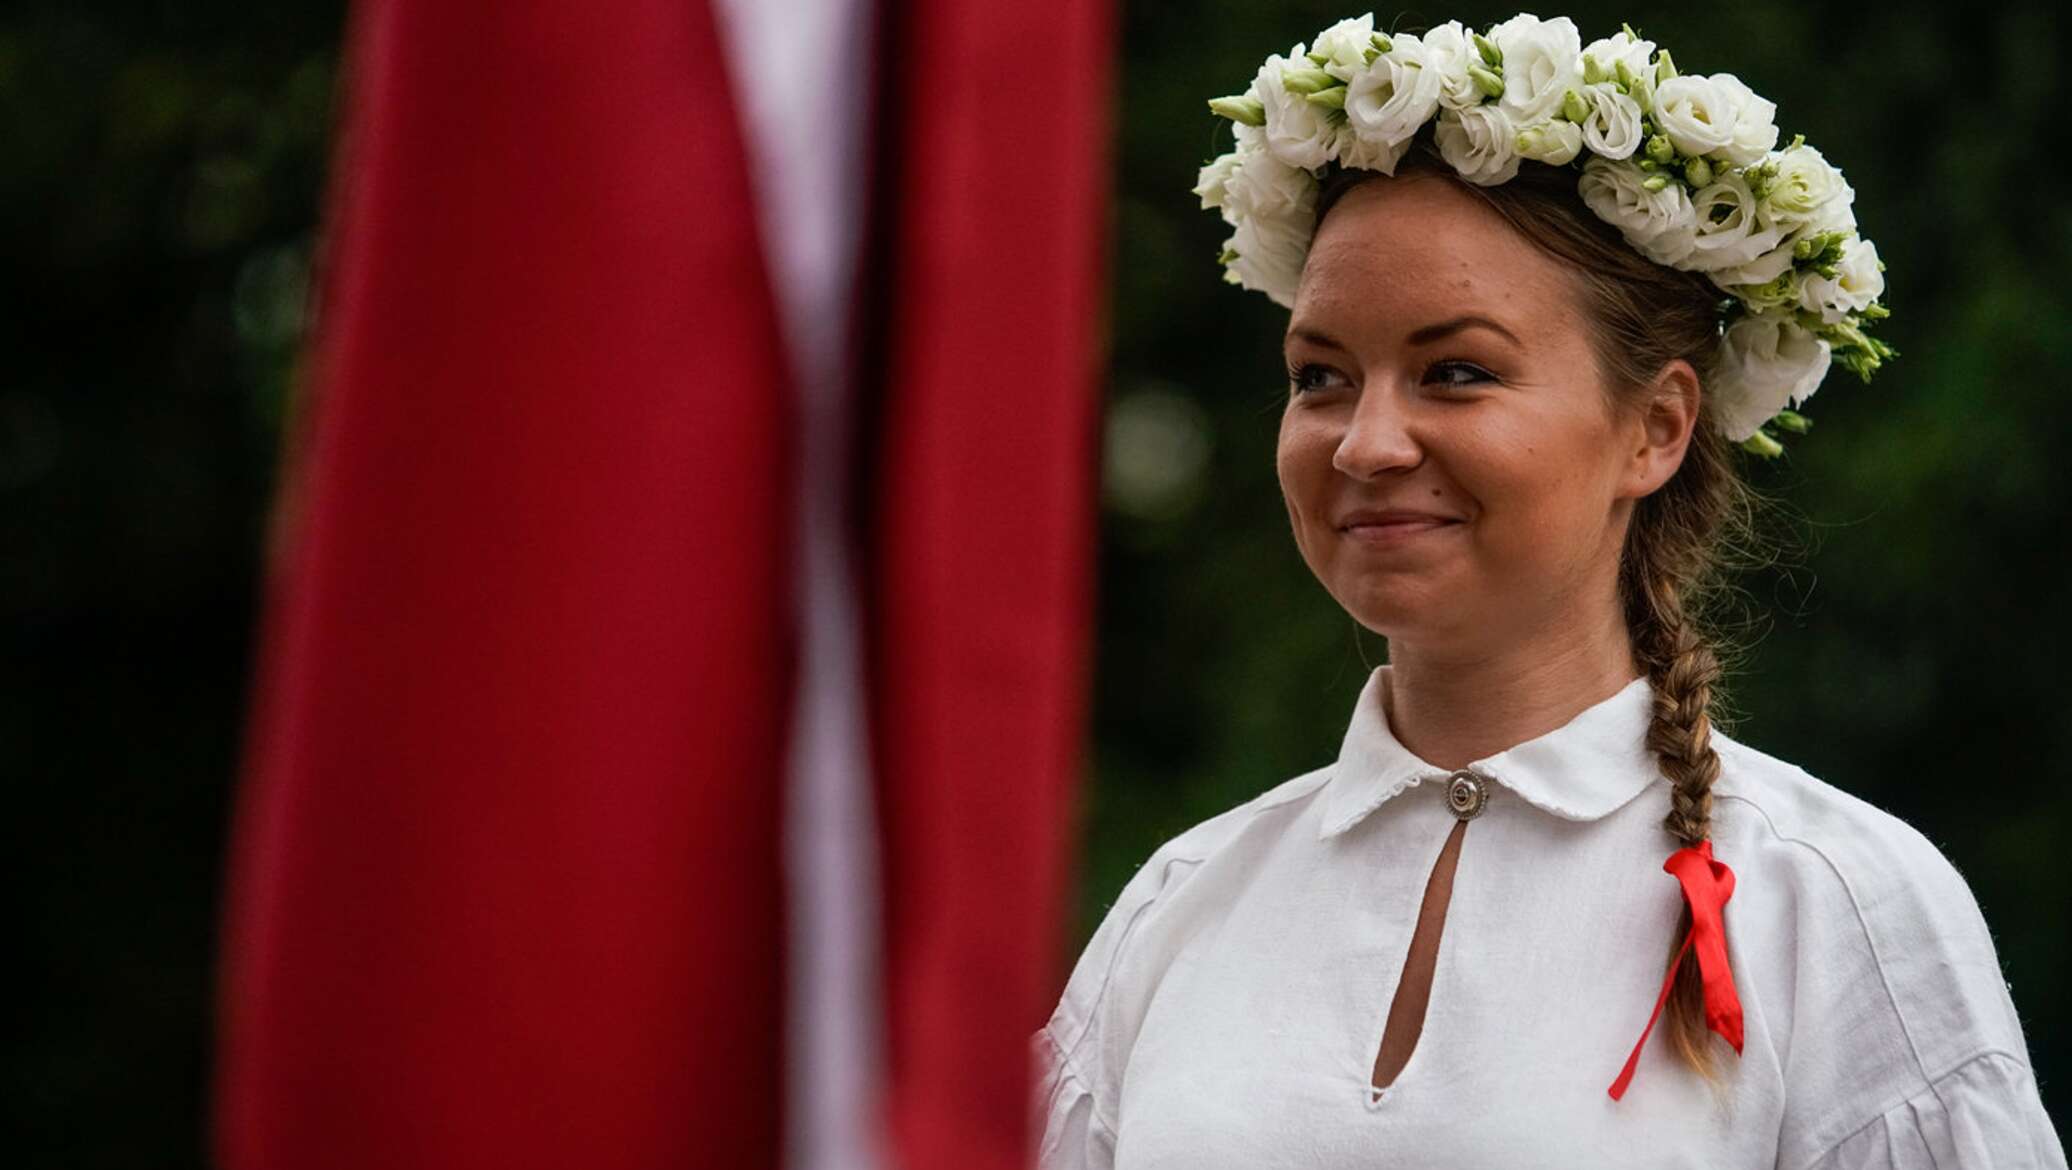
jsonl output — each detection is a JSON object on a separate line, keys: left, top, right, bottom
{"left": 1380, "top": 607, "right": 1643, "bottom": 773}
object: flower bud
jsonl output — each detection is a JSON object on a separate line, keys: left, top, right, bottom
{"left": 1683, "top": 156, "right": 1714, "bottom": 187}
{"left": 1207, "top": 95, "right": 1267, "bottom": 126}
{"left": 1582, "top": 55, "right": 1612, "bottom": 86}
{"left": 1739, "top": 429, "right": 1785, "bottom": 458}
{"left": 1645, "top": 134, "right": 1675, "bottom": 165}
{"left": 1280, "top": 65, "right": 1336, "bottom": 95}
{"left": 1370, "top": 32, "right": 1394, "bottom": 54}
{"left": 1473, "top": 31, "right": 1503, "bottom": 66}
{"left": 1655, "top": 49, "right": 1678, "bottom": 81}
{"left": 1469, "top": 64, "right": 1506, "bottom": 98}
{"left": 1642, "top": 174, "right": 1671, "bottom": 191}
{"left": 1744, "top": 162, "right": 1773, "bottom": 199}
{"left": 1626, "top": 71, "right": 1654, "bottom": 114}
{"left": 1771, "top": 409, "right": 1813, "bottom": 433}
{"left": 1562, "top": 88, "right": 1590, "bottom": 123}
{"left": 1305, "top": 85, "right": 1347, "bottom": 110}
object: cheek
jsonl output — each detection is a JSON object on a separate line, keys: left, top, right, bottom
{"left": 1275, "top": 411, "right": 1337, "bottom": 520}
{"left": 1461, "top": 417, "right": 1616, "bottom": 562}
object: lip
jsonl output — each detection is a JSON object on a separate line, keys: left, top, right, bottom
{"left": 1337, "top": 509, "right": 1463, "bottom": 545}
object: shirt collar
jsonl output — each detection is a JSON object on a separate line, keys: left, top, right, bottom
{"left": 1317, "top": 664, "right": 1661, "bottom": 839}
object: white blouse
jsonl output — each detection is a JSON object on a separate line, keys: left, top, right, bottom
{"left": 1032, "top": 664, "right": 2066, "bottom": 1169}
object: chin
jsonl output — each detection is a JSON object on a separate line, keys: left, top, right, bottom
{"left": 1328, "top": 583, "right": 1442, "bottom": 638}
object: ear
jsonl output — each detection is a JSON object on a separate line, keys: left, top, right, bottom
{"left": 1615, "top": 358, "right": 1701, "bottom": 501}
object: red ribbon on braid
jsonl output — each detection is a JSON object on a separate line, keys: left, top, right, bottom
{"left": 1607, "top": 839, "right": 1744, "bottom": 1101}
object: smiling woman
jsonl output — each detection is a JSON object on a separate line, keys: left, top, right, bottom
{"left": 1031, "top": 11, "right": 2066, "bottom": 1170}
{"left": 1277, "top": 153, "right": 1704, "bottom": 675}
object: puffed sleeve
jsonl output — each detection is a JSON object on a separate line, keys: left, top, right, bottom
{"left": 1795, "top": 1050, "right": 2065, "bottom": 1170}
{"left": 1027, "top": 831, "right": 1221, "bottom": 1170}
{"left": 1753, "top": 780, "right": 2068, "bottom": 1169}
{"left": 1027, "top": 771, "right": 1315, "bottom": 1168}
{"left": 1029, "top": 1020, "right": 1118, "bottom": 1170}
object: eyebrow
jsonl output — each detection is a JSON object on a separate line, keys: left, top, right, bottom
{"left": 1285, "top": 315, "right": 1523, "bottom": 351}
{"left": 1284, "top": 325, "right": 1351, "bottom": 353}
{"left": 1407, "top": 314, "right": 1523, "bottom": 347}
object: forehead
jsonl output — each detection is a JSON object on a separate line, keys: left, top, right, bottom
{"left": 1291, "top": 177, "right": 1582, "bottom": 341}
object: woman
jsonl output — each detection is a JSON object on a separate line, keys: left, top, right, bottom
{"left": 1032, "top": 12, "right": 2066, "bottom": 1169}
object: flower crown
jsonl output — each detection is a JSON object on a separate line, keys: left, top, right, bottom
{"left": 1196, "top": 12, "right": 1895, "bottom": 457}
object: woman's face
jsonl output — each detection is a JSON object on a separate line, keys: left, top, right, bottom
{"left": 1275, "top": 174, "right": 1690, "bottom": 654}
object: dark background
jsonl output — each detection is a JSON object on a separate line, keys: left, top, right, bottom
{"left": 6, "top": 0, "right": 2065, "bottom": 1163}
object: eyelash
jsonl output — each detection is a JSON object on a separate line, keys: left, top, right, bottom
{"left": 1284, "top": 360, "right": 1495, "bottom": 394}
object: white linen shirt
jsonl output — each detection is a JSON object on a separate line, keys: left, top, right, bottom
{"left": 1032, "top": 664, "right": 2066, "bottom": 1169}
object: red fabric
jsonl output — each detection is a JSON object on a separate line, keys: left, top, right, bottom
{"left": 1607, "top": 840, "right": 1746, "bottom": 1100}
{"left": 212, "top": 0, "right": 796, "bottom": 1165}
{"left": 861, "top": 0, "right": 1112, "bottom": 1167}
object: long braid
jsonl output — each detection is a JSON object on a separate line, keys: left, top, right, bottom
{"left": 1631, "top": 567, "right": 1730, "bottom": 1083}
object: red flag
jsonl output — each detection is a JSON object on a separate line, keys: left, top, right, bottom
{"left": 215, "top": 0, "right": 1111, "bottom": 1164}
{"left": 215, "top": 0, "right": 795, "bottom": 1165}
{"left": 862, "top": 2, "right": 1112, "bottom": 1168}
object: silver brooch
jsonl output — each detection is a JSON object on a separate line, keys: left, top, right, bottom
{"left": 1445, "top": 769, "right": 1489, "bottom": 821}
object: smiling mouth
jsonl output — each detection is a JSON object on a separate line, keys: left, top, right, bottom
{"left": 1339, "top": 518, "right": 1461, "bottom": 543}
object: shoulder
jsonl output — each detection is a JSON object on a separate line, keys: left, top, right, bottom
{"left": 1118, "top": 763, "right": 1336, "bottom": 887}
{"left": 1706, "top": 730, "right": 2048, "bottom": 1160}
{"left": 1049, "top": 763, "right": 1332, "bottom": 1022}
{"left": 1035, "top": 764, "right": 1333, "bottom": 1103}
{"left": 1709, "top": 730, "right": 1995, "bottom": 949}
{"left": 1708, "top": 729, "right": 2009, "bottom": 990}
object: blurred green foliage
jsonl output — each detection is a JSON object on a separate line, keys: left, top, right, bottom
{"left": 3, "top": 0, "right": 2065, "bottom": 1164}
{"left": 3, "top": 2, "right": 340, "bottom": 1164}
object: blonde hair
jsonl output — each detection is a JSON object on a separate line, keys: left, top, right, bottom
{"left": 1317, "top": 137, "right": 1791, "bottom": 1087}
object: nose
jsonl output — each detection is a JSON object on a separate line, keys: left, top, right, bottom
{"left": 1330, "top": 380, "right": 1422, "bottom": 479}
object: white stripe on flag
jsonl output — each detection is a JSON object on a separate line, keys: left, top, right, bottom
{"left": 710, "top": 1, "right": 883, "bottom": 1168}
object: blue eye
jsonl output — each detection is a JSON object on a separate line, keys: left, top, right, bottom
{"left": 1285, "top": 361, "right": 1349, "bottom": 394}
{"left": 1427, "top": 360, "right": 1494, "bottom": 387}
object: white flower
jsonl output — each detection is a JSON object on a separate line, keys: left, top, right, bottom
{"left": 1579, "top": 83, "right": 1644, "bottom": 159}
{"left": 1221, "top": 141, "right": 1315, "bottom": 222}
{"left": 1803, "top": 185, "right": 1858, "bottom": 237}
{"left": 1435, "top": 104, "right": 1522, "bottom": 185}
{"left": 1335, "top": 126, "right": 1415, "bottom": 175}
{"left": 1755, "top": 141, "right": 1851, "bottom": 232}
{"left": 1516, "top": 117, "right": 1584, "bottom": 165}
{"left": 1194, "top": 151, "right": 1242, "bottom": 215}
{"left": 1254, "top": 49, "right": 1337, "bottom": 170}
{"left": 1684, "top": 174, "right": 1789, "bottom": 275}
{"left": 1216, "top": 144, "right": 1319, "bottom": 308}
{"left": 1488, "top": 14, "right": 1583, "bottom": 125}
{"left": 1345, "top": 32, "right": 1441, "bottom": 158}
{"left": 1225, "top": 195, "right": 1317, "bottom": 309}
{"left": 1708, "top": 73, "right": 1780, "bottom": 167}
{"left": 1712, "top": 312, "right": 1831, "bottom": 441}
{"left": 1577, "top": 157, "right": 1699, "bottom": 266}
{"left": 1418, "top": 20, "right": 1485, "bottom": 110}
{"left": 1724, "top": 268, "right": 1803, "bottom": 314}
{"left": 1651, "top": 74, "right": 1739, "bottom": 159}
{"left": 1581, "top": 30, "right": 1655, "bottom": 81}
{"left": 1310, "top": 13, "right": 1378, "bottom": 81}
{"left": 1707, "top": 235, "right": 1798, "bottom": 289}
{"left": 1797, "top": 236, "right": 1885, "bottom": 323}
